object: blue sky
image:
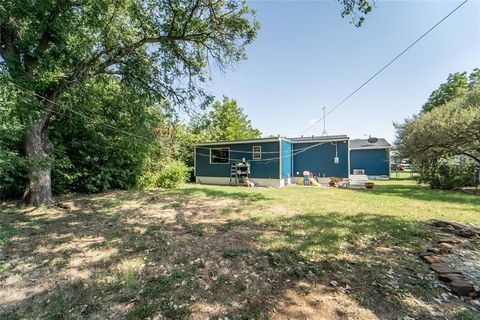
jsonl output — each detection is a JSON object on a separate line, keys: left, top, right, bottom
{"left": 204, "top": 0, "right": 480, "bottom": 143}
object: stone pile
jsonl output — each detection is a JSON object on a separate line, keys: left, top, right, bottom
{"left": 420, "top": 220, "right": 480, "bottom": 298}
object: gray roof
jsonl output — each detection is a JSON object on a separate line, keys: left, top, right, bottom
{"left": 350, "top": 138, "right": 392, "bottom": 150}
{"left": 195, "top": 137, "right": 281, "bottom": 146}
{"left": 288, "top": 135, "right": 348, "bottom": 142}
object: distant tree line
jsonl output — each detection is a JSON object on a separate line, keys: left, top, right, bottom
{"left": 395, "top": 69, "right": 480, "bottom": 190}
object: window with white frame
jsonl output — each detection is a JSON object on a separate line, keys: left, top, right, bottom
{"left": 253, "top": 146, "right": 261, "bottom": 160}
{"left": 210, "top": 148, "right": 229, "bottom": 163}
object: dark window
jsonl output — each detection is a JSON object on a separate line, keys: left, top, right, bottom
{"left": 253, "top": 146, "right": 261, "bottom": 160}
{"left": 210, "top": 148, "right": 229, "bottom": 163}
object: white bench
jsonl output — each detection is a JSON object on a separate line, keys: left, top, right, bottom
{"left": 349, "top": 174, "right": 369, "bottom": 188}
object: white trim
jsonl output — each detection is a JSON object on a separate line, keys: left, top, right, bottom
{"left": 195, "top": 138, "right": 280, "bottom": 147}
{"left": 209, "top": 147, "right": 230, "bottom": 164}
{"left": 252, "top": 145, "right": 262, "bottom": 160}
{"left": 196, "top": 176, "right": 284, "bottom": 187}
{"left": 350, "top": 146, "right": 392, "bottom": 150}
{"left": 278, "top": 140, "right": 282, "bottom": 179}
{"left": 387, "top": 148, "right": 391, "bottom": 176}
{"left": 347, "top": 139, "right": 351, "bottom": 177}
{"left": 194, "top": 147, "right": 197, "bottom": 176}
{"left": 291, "top": 138, "right": 348, "bottom": 144}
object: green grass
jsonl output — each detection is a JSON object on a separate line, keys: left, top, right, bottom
{"left": 390, "top": 171, "right": 418, "bottom": 179}
{"left": 1, "top": 180, "right": 479, "bottom": 319}
{"left": 176, "top": 180, "right": 480, "bottom": 225}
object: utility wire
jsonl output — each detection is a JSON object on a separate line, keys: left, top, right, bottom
{"left": 195, "top": 140, "right": 339, "bottom": 162}
{"left": 9, "top": 81, "right": 164, "bottom": 144}
{"left": 302, "top": 0, "right": 470, "bottom": 135}
{"left": 9, "top": 80, "right": 343, "bottom": 158}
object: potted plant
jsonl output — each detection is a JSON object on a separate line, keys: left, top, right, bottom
{"left": 365, "top": 181, "right": 375, "bottom": 189}
{"left": 329, "top": 177, "right": 340, "bottom": 187}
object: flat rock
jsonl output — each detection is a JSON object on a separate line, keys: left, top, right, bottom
{"left": 430, "top": 263, "right": 461, "bottom": 274}
{"left": 419, "top": 251, "right": 434, "bottom": 257}
{"left": 437, "top": 236, "right": 461, "bottom": 244}
{"left": 455, "top": 229, "right": 478, "bottom": 238}
{"left": 422, "top": 255, "right": 443, "bottom": 264}
{"left": 431, "top": 220, "right": 467, "bottom": 230}
{"left": 436, "top": 242, "right": 455, "bottom": 249}
{"left": 438, "top": 273, "right": 464, "bottom": 283}
{"left": 450, "top": 279, "right": 475, "bottom": 296}
{"left": 427, "top": 246, "right": 450, "bottom": 255}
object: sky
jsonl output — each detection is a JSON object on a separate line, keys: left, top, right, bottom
{"left": 204, "top": 0, "right": 480, "bottom": 144}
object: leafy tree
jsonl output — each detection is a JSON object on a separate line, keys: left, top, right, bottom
{"left": 50, "top": 75, "right": 170, "bottom": 194}
{"left": 0, "top": 0, "right": 374, "bottom": 205}
{"left": 396, "top": 88, "right": 480, "bottom": 189}
{"left": 421, "top": 69, "right": 479, "bottom": 113}
{"left": 194, "top": 96, "right": 261, "bottom": 141}
{"left": 0, "top": 0, "right": 259, "bottom": 205}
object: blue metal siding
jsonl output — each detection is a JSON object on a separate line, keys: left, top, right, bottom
{"left": 350, "top": 149, "right": 390, "bottom": 176}
{"left": 281, "top": 140, "right": 292, "bottom": 179}
{"left": 195, "top": 141, "right": 280, "bottom": 179}
{"left": 292, "top": 141, "right": 349, "bottom": 178}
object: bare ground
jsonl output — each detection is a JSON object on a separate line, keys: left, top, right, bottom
{"left": 0, "top": 187, "right": 479, "bottom": 319}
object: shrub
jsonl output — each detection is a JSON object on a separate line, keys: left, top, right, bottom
{"left": 139, "top": 160, "right": 189, "bottom": 189}
{"left": 0, "top": 150, "right": 28, "bottom": 199}
{"left": 418, "top": 157, "right": 478, "bottom": 190}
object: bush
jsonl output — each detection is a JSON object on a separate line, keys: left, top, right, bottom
{"left": 418, "top": 158, "right": 478, "bottom": 190}
{"left": 139, "top": 160, "right": 189, "bottom": 189}
{"left": 0, "top": 150, "right": 28, "bottom": 200}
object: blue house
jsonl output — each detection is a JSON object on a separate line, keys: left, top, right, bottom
{"left": 349, "top": 138, "right": 392, "bottom": 179}
{"left": 194, "top": 135, "right": 351, "bottom": 187}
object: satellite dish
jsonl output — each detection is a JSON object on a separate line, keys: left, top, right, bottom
{"left": 367, "top": 136, "right": 379, "bottom": 144}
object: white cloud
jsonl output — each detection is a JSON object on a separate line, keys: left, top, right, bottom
{"left": 308, "top": 118, "right": 318, "bottom": 125}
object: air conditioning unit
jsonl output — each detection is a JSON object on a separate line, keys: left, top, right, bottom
{"left": 353, "top": 169, "right": 365, "bottom": 175}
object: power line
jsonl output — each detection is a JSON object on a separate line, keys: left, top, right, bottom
{"left": 9, "top": 81, "right": 163, "bottom": 144}
{"left": 9, "top": 80, "right": 346, "bottom": 165}
{"left": 302, "top": 0, "right": 470, "bottom": 135}
{"left": 195, "top": 140, "right": 339, "bottom": 162}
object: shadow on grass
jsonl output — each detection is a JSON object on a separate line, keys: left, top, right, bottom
{"left": 255, "top": 211, "right": 428, "bottom": 256}
{"left": 352, "top": 182, "right": 480, "bottom": 206}
{"left": 0, "top": 192, "right": 475, "bottom": 320}
{"left": 166, "top": 185, "right": 272, "bottom": 202}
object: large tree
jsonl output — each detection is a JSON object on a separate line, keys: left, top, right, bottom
{"left": 395, "top": 88, "right": 480, "bottom": 188}
{"left": 195, "top": 96, "right": 261, "bottom": 141}
{"left": 0, "top": 0, "right": 374, "bottom": 205}
{"left": 0, "top": 0, "right": 260, "bottom": 205}
{"left": 421, "top": 69, "right": 480, "bottom": 113}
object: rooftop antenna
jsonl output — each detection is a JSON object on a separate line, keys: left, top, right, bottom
{"left": 321, "top": 106, "right": 327, "bottom": 136}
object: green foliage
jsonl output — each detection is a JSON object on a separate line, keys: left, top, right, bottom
{"left": 337, "top": 0, "right": 374, "bottom": 27}
{"left": 0, "top": 79, "right": 28, "bottom": 199}
{"left": 193, "top": 96, "right": 261, "bottom": 141}
{"left": 48, "top": 75, "right": 169, "bottom": 194}
{"left": 396, "top": 85, "right": 480, "bottom": 189}
{"left": 139, "top": 160, "right": 189, "bottom": 189}
{"left": 417, "top": 158, "right": 477, "bottom": 190}
{"left": 0, "top": 0, "right": 260, "bottom": 202}
{"left": 421, "top": 69, "right": 479, "bottom": 112}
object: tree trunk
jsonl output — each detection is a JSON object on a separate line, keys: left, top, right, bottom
{"left": 23, "top": 113, "right": 54, "bottom": 206}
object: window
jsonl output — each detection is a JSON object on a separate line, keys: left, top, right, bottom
{"left": 210, "top": 148, "right": 229, "bottom": 164}
{"left": 253, "top": 146, "right": 261, "bottom": 160}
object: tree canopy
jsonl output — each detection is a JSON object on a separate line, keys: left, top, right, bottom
{"left": 194, "top": 96, "right": 261, "bottom": 141}
{"left": 421, "top": 69, "right": 480, "bottom": 113}
{"left": 0, "top": 0, "right": 260, "bottom": 204}
{"left": 396, "top": 86, "right": 480, "bottom": 189}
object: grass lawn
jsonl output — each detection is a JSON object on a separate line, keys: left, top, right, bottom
{"left": 390, "top": 171, "right": 419, "bottom": 180}
{"left": 1, "top": 180, "right": 479, "bottom": 319}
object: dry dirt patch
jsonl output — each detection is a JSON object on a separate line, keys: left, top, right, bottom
{"left": 0, "top": 188, "right": 478, "bottom": 319}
